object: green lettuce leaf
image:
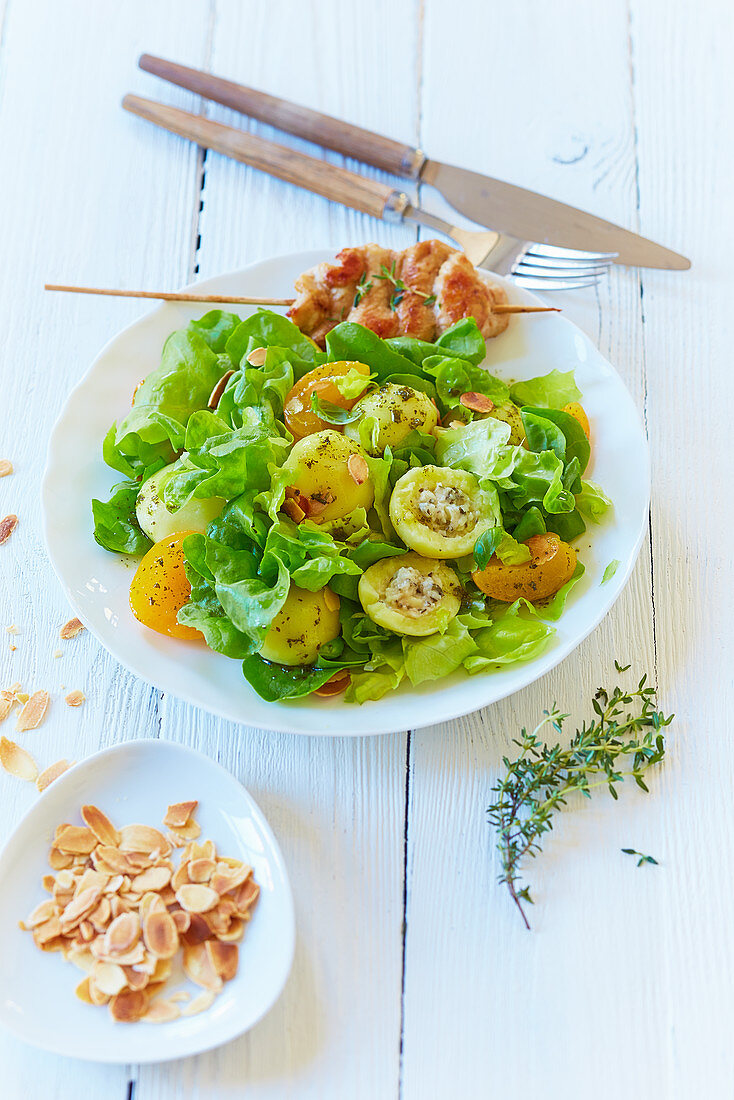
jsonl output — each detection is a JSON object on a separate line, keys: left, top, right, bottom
{"left": 189, "top": 310, "right": 241, "bottom": 353}
{"left": 601, "top": 559, "right": 620, "bottom": 585}
{"left": 531, "top": 561, "right": 585, "bottom": 620}
{"left": 402, "top": 617, "right": 477, "bottom": 686}
{"left": 325, "top": 323, "right": 421, "bottom": 379}
{"left": 576, "top": 480, "right": 614, "bottom": 523}
{"left": 520, "top": 406, "right": 590, "bottom": 479}
{"left": 509, "top": 370, "right": 581, "bottom": 409}
{"left": 91, "top": 479, "right": 153, "bottom": 555}
{"left": 225, "top": 310, "right": 321, "bottom": 369}
{"left": 422, "top": 355, "right": 509, "bottom": 410}
{"left": 463, "top": 601, "right": 555, "bottom": 672}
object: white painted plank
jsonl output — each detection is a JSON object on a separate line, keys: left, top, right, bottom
{"left": 630, "top": 1, "right": 734, "bottom": 1093}
{"left": 401, "top": 3, "right": 670, "bottom": 1098}
{"left": 0, "top": 1, "right": 211, "bottom": 1095}
{"left": 137, "top": 1, "right": 420, "bottom": 1096}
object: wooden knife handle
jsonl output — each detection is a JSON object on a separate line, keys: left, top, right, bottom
{"left": 139, "top": 53, "right": 424, "bottom": 180}
{"left": 123, "top": 95, "right": 402, "bottom": 221}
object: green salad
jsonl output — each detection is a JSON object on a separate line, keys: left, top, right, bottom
{"left": 92, "top": 308, "right": 612, "bottom": 704}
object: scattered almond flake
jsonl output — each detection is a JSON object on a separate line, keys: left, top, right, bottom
{"left": 53, "top": 650, "right": 63, "bottom": 659}
{"left": 0, "top": 514, "right": 18, "bottom": 544}
{"left": 109, "top": 988, "right": 148, "bottom": 1023}
{"left": 0, "top": 460, "right": 13, "bottom": 478}
{"left": 36, "top": 758, "right": 71, "bottom": 793}
{"left": 176, "top": 884, "right": 219, "bottom": 914}
{"left": 245, "top": 346, "right": 267, "bottom": 366}
{"left": 459, "top": 391, "right": 495, "bottom": 413}
{"left": 60, "top": 617, "right": 85, "bottom": 640}
{"left": 163, "top": 800, "right": 198, "bottom": 829}
{"left": 81, "top": 804, "right": 120, "bottom": 846}
{"left": 6, "top": 624, "right": 18, "bottom": 635}
{"left": 168, "top": 990, "right": 190, "bottom": 1004}
{"left": 207, "top": 369, "right": 234, "bottom": 410}
{"left": 141, "top": 997, "right": 181, "bottom": 1023}
{"left": 16, "top": 691, "right": 28, "bottom": 704}
{"left": 15, "top": 690, "right": 50, "bottom": 732}
{"left": 65, "top": 690, "right": 85, "bottom": 707}
{"left": 0, "top": 736, "right": 38, "bottom": 781}
{"left": 347, "top": 453, "right": 368, "bottom": 485}
{"left": 181, "top": 990, "right": 216, "bottom": 1017}
{"left": 8, "top": 644, "right": 16, "bottom": 652}
{"left": 0, "top": 696, "right": 13, "bottom": 724}
{"left": 281, "top": 497, "right": 305, "bottom": 524}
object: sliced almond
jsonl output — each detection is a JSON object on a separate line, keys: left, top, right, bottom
{"left": 151, "top": 956, "right": 173, "bottom": 984}
{"left": 322, "top": 588, "right": 340, "bottom": 613}
{"left": 93, "top": 847, "right": 136, "bottom": 875}
{"left": 59, "top": 618, "right": 85, "bottom": 640}
{"left": 139, "top": 892, "right": 166, "bottom": 921}
{"left": 205, "top": 940, "right": 239, "bottom": 982}
{"left": 181, "top": 990, "right": 216, "bottom": 1017}
{"left": 23, "top": 899, "right": 57, "bottom": 928}
{"left": 0, "top": 694, "right": 14, "bottom": 724}
{"left": 42, "top": 874, "right": 55, "bottom": 892}
{"left": 0, "top": 460, "right": 13, "bottom": 478}
{"left": 281, "top": 498, "right": 305, "bottom": 524}
{"left": 176, "top": 884, "right": 219, "bottom": 914}
{"left": 109, "top": 988, "right": 148, "bottom": 1023}
{"left": 314, "top": 671, "right": 350, "bottom": 697}
{"left": 79, "top": 920, "right": 95, "bottom": 942}
{"left": 181, "top": 912, "right": 211, "bottom": 947}
{"left": 48, "top": 847, "right": 74, "bottom": 870}
{"left": 187, "top": 858, "right": 215, "bottom": 884}
{"left": 36, "top": 758, "right": 70, "bottom": 792}
{"left": 93, "top": 961, "right": 128, "bottom": 996}
{"left": 210, "top": 863, "right": 252, "bottom": 895}
{"left": 33, "top": 915, "right": 62, "bottom": 945}
{"left": 60, "top": 886, "right": 102, "bottom": 929}
{"left": 245, "top": 346, "right": 267, "bottom": 366}
{"left": 0, "top": 736, "right": 38, "bottom": 781}
{"left": 119, "top": 824, "right": 170, "bottom": 856}
{"left": 105, "top": 912, "right": 140, "bottom": 954}
{"left": 459, "top": 391, "right": 494, "bottom": 413}
{"left": 81, "top": 804, "right": 120, "bottom": 846}
{"left": 182, "top": 943, "right": 223, "bottom": 992}
{"left": 65, "top": 690, "right": 85, "bottom": 707}
{"left": 75, "top": 977, "right": 93, "bottom": 1004}
{"left": 170, "top": 909, "right": 191, "bottom": 934}
{"left": 163, "top": 800, "right": 198, "bottom": 829}
{"left": 130, "top": 865, "right": 171, "bottom": 894}
{"left": 217, "top": 918, "right": 245, "bottom": 943}
{"left": 75, "top": 868, "right": 110, "bottom": 894}
{"left": 142, "top": 997, "right": 181, "bottom": 1024}
{"left": 347, "top": 453, "right": 369, "bottom": 485}
{"left": 88, "top": 979, "right": 110, "bottom": 1006}
{"left": 15, "top": 690, "right": 50, "bottom": 732}
{"left": 207, "top": 369, "right": 235, "bottom": 410}
{"left": 0, "top": 514, "right": 18, "bottom": 544}
{"left": 88, "top": 897, "right": 112, "bottom": 933}
{"left": 171, "top": 862, "right": 190, "bottom": 891}
{"left": 123, "top": 966, "right": 150, "bottom": 991}
{"left": 142, "top": 909, "right": 179, "bottom": 959}
{"left": 55, "top": 825, "right": 97, "bottom": 855}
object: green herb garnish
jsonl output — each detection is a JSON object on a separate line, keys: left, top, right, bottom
{"left": 621, "top": 848, "right": 659, "bottom": 867}
{"left": 487, "top": 675, "right": 672, "bottom": 928}
{"left": 375, "top": 262, "right": 438, "bottom": 313}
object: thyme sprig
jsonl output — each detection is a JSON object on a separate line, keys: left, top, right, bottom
{"left": 373, "top": 261, "right": 437, "bottom": 311}
{"left": 487, "top": 675, "right": 672, "bottom": 929}
{"left": 622, "top": 848, "right": 659, "bottom": 867}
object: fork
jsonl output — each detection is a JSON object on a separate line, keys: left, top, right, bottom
{"left": 122, "top": 94, "right": 613, "bottom": 291}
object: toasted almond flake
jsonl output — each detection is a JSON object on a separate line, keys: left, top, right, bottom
{"left": 42, "top": 874, "right": 55, "bottom": 892}
{"left": 55, "top": 825, "right": 97, "bottom": 854}
{"left": 171, "top": 909, "right": 191, "bottom": 934}
{"left": 76, "top": 870, "right": 109, "bottom": 896}
{"left": 169, "top": 818, "right": 201, "bottom": 842}
{"left": 79, "top": 920, "right": 95, "bottom": 942}
{"left": 217, "top": 918, "right": 245, "bottom": 943}
{"left": 281, "top": 497, "right": 305, "bottom": 524}
{"left": 131, "top": 866, "right": 171, "bottom": 894}
{"left": 143, "top": 909, "right": 179, "bottom": 959}
{"left": 245, "top": 346, "right": 267, "bottom": 366}
{"left": 187, "top": 858, "right": 215, "bottom": 884}
{"left": 89, "top": 897, "right": 112, "bottom": 932}
{"left": 109, "top": 988, "right": 148, "bottom": 1023}
{"left": 210, "top": 863, "right": 252, "bottom": 895}
{"left": 24, "top": 899, "right": 57, "bottom": 928}
{"left": 300, "top": 495, "right": 328, "bottom": 518}
{"left": 105, "top": 911, "right": 140, "bottom": 954}
{"left": 75, "top": 977, "right": 94, "bottom": 1003}
{"left": 88, "top": 979, "right": 110, "bottom": 1006}
{"left": 15, "top": 690, "right": 50, "bottom": 732}
{"left": 36, "top": 758, "right": 70, "bottom": 792}
{"left": 233, "top": 877, "right": 261, "bottom": 916}
{"left": 207, "top": 369, "right": 235, "bottom": 409}
{"left": 6, "top": 624, "right": 18, "bottom": 634}
{"left": 181, "top": 990, "right": 216, "bottom": 1017}
{"left": 0, "top": 460, "right": 13, "bottom": 478}
{"left": 163, "top": 800, "right": 198, "bottom": 829}
{"left": 347, "top": 453, "right": 369, "bottom": 485}
{"left": 49, "top": 848, "right": 74, "bottom": 871}
{"left": 0, "top": 514, "right": 18, "bottom": 544}
{"left": 323, "top": 587, "right": 341, "bottom": 613}
{"left": 0, "top": 736, "right": 38, "bottom": 781}
{"left": 459, "top": 391, "right": 495, "bottom": 413}
{"left": 152, "top": 956, "right": 173, "bottom": 984}
{"left": 176, "top": 884, "right": 219, "bottom": 914}
{"left": 65, "top": 690, "right": 85, "bottom": 707}
{"left": 119, "top": 824, "right": 170, "bottom": 856}
{"left": 181, "top": 912, "right": 212, "bottom": 947}
{"left": 314, "top": 671, "right": 350, "bottom": 697}
{"left": 93, "top": 961, "right": 128, "bottom": 996}
{"left": 59, "top": 617, "right": 85, "bottom": 640}
{"left": 139, "top": 891, "right": 166, "bottom": 921}
{"left": 123, "top": 966, "right": 150, "bottom": 991}
{"left": 0, "top": 696, "right": 12, "bottom": 723}
{"left": 168, "top": 991, "right": 190, "bottom": 1004}
{"left": 93, "top": 846, "right": 136, "bottom": 875}
{"left": 166, "top": 830, "right": 186, "bottom": 848}
{"left": 60, "top": 886, "right": 103, "bottom": 928}
{"left": 182, "top": 943, "right": 223, "bottom": 992}
{"left": 33, "top": 915, "right": 62, "bottom": 945}
{"left": 205, "top": 940, "right": 239, "bottom": 982}
{"left": 142, "top": 997, "right": 181, "bottom": 1023}
{"left": 15, "top": 692, "right": 28, "bottom": 705}
{"left": 80, "top": 804, "right": 120, "bottom": 846}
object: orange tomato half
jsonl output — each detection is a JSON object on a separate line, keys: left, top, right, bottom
{"left": 563, "top": 401, "right": 591, "bottom": 439}
{"left": 129, "top": 531, "right": 202, "bottom": 640}
{"left": 283, "top": 360, "right": 371, "bottom": 440}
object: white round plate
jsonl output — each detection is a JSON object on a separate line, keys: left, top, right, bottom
{"left": 42, "top": 250, "right": 649, "bottom": 735}
{"left": 0, "top": 739, "right": 295, "bottom": 1063}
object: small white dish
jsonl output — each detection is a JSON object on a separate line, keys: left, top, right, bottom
{"left": 0, "top": 739, "right": 295, "bottom": 1063}
{"left": 42, "top": 250, "right": 650, "bottom": 735}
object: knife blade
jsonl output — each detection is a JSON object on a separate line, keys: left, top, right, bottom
{"left": 137, "top": 53, "right": 690, "bottom": 271}
{"left": 420, "top": 160, "right": 689, "bottom": 269}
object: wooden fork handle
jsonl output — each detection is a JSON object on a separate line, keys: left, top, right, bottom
{"left": 123, "top": 95, "right": 403, "bottom": 221}
{"left": 139, "top": 53, "right": 425, "bottom": 179}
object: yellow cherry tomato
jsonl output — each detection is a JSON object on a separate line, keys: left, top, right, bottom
{"left": 129, "top": 531, "right": 202, "bottom": 640}
{"left": 563, "top": 402, "right": 590, "bottom": 439}
{"left": 283, "top": 361, "right": 371, "bottom": 440}
{"left": 472, "top": 533, "right": 577, "bottom": 602}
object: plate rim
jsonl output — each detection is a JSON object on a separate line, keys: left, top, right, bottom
{"left": 0, "top": 737, "right": 296, "bottom": 1063}
{"left": 41, "top": 250, "right": 651, "bottom": 736}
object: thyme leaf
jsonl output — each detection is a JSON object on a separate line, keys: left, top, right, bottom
{"left": 374, "top": 262, "right": 437, "bottom": 311}
{"left": 487, "top": 674, "right": 673, "bottom": 929}
{"left": 621, "top": 848, "right": 659, "bottom": 867}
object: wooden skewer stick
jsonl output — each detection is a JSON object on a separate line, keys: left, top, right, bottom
{"left": 492, "top": 304, "right": 561, "bottom": 314}
{"left": 44, "top": 284, "right": 296, "bottom": 306}
{"left": 45, "top": 284, "right": 560, "bottom": 316}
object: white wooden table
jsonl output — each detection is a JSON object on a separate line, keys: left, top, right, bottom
{"left": 1, "top": 1, "right": 731, "bottom": 1096}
